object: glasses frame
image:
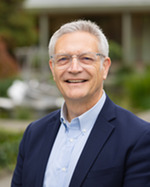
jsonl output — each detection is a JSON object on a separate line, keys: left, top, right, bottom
{"left": 50, "top": 52, "right": 106, "bottom": 69}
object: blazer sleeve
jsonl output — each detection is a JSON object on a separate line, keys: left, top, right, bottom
{"left": 11, "top": 124, "right": 31, "bottom": 187}
{"left": 123, "top": 128, "right": 150, "bottom": 187}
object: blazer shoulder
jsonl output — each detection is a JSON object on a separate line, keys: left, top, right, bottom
{"left": 103, "top": 95, "right": 150, "bottom": 132}
{"left": 112, "top": 105, "right": 150, "bottom": 143}
{"left": 29, "top": 109, "right": 60, "bottom": 128}
{"left": 20, "top": 109, "right": 61, "bottom": 151}
{"left": 21, "top": 109, "right": 61, "bottom": 142}
{"left": 116, "top": 104, "right": 149, "bottom": 125}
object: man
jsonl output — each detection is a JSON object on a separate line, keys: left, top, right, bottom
{"left": 11, "top": 20, "right": 150, "bottom": 187}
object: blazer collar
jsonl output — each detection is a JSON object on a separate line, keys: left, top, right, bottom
{"left": 69, "top": 95, "right": 116, "bottom": 187}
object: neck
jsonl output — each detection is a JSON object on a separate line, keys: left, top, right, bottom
{"left": 65, "top": 92, "right": 103, "bottom": 122}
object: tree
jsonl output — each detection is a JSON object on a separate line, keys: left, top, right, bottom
{"left": 0, "top": 0, "right": 37, "bottom": 47}
{"left": 0, "top": 0, "right": 37, "bottom": 78}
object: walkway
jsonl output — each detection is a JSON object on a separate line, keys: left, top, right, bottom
{"left": 137, "top": 110, "right": 150, "bottom": 122}
{"left": 0, "top": 174, "right": 12, "bottom": 187}
{"left": 0, "top": 119, "right": 30, "bottom": 132}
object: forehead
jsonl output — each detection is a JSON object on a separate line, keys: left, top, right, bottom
{"left": 54, "top": 31, "right": 99, "bottom": 54}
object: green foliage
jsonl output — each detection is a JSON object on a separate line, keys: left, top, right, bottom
{"left": 124, "top": 68, "right": 150, "bottom": 110}
{"left": 0, "top": 129, "right": 23, "bottom": 170}
{"left": 0, "top": 0, "right": 37, "bottom": 47}
{"left": 114, "top": 66, "right": 150, "bottom": 110}
{"left": 0, "top": 78, "right": 16, "bottom": 97}
{"left": 14, "top": 107, "right": 33, "bottom": 120}
{"left": 115, "top": 65, "right": 135, "bottom": 86}
{"left": 109, "top": 40, "right": 122, "bottom": 61}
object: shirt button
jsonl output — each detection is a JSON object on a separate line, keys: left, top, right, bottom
{"left": 70, "top": 138, "right": 74, "bottom": 142}
{"left": 82, "top": 129, "right": 86, "bottom": 133}
{"left": 62, "top": 167, "right": 67, "bottom": 172}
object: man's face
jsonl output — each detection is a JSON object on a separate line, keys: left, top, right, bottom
{"left": 49, "top": 31, "right": 111, "bottom": 105}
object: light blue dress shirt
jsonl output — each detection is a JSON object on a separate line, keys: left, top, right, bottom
{"left": 43, "top": 91, "right": 106, "bottom": 187}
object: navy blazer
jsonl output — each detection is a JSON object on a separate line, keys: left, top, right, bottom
{"left": 11, "top": 96, "right": 150, "bottom": 187}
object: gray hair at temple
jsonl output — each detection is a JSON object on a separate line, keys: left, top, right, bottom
{"left": 48, "top": 20, "right": 109, "bottom": 58}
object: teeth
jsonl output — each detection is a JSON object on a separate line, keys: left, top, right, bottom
{"left": 67, "top": 80, "right": 85, "bottom": 83}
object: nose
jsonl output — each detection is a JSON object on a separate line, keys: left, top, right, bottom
{"left": 67, "top": 56, "right": 83, "bottom": 73}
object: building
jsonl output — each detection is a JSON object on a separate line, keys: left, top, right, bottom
{"left": 24, "top": 0, "right": 150, "bottom": 65}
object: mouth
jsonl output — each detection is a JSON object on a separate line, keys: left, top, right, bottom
{"left": 65, "top": 79, "right": 87, "bottom": 83}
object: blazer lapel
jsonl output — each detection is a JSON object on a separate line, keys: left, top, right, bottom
{"left": 35, "top": 110, "right": 61, "bottom": 187}
{"left": 69, "top": 96, "right": 116, "bottom": 187}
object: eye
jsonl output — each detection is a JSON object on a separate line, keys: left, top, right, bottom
{"left": 84, "top": 57, "right": 93, "bottom": 61}
{"left": 80, "top": 54, "right": 95, "bottom": 63}
{"left": 55, "top": 55, "right": 70, "bottom": 65}
{"left": 58, "top": 56, "right": 69, "bottom": 62}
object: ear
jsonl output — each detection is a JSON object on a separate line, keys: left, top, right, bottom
{"left": 102, "top": 57, "right": 111, "bottom": 80}
{"left": 49, "top": 60, "right": 55, "bottom": 81}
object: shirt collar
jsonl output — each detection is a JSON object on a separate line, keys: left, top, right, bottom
{"left": 60, "top": 91, "right": 106, "bottom": 132}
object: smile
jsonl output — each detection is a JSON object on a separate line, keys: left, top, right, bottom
{"left": 66, "top": 80, "right": 87, "bottom": 83}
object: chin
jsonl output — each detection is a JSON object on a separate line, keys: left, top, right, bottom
{"left": 65, "top": 93, "right": 89, "bottom": 101}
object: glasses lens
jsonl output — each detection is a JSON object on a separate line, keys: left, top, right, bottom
{"left": 79, "top": 53, "right": 97, "bottom": 65}
{"left": 55, "top": 54, "right": 70, "bottom": 66}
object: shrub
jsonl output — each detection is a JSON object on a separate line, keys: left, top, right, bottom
{"left": 14, "top": 107, "right": 33, "bottom": 120}
{"left": 124, "top": 69, "right": 150, "bottom": 110}
{"left": 0, "top": 78, "right": 15, "bottom": 97}
{"left": 0, "top": 129, "right": 23, "bottom": 171}
{"left": 109, "top": 40, "right": 122, "bottom": 61}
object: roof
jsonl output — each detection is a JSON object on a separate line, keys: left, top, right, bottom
{"left": 24, "top": 0, "right": 150, "bottom": 13}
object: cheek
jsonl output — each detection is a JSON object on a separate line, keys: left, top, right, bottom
{"left": 51, "top": 67, "right": 61, "bottom": 81}
{"left": 53, "top": 73, "right": 60, "bottom": 84}
{"left": 53, "top": 70, "right": 64, "bottom": 87}
{"left": 94, "top": 69, "right": 104, "bottom": 86}
{"left": 92, "top": 65, "right": 103, "bottom": 79}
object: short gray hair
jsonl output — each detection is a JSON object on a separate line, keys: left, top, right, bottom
{"left": 48, "top": 20, "right": 109, "bottom": 58}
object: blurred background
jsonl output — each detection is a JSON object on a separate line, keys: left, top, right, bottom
{"left": 0, "top": 0, "right": 150, "bottom": 185}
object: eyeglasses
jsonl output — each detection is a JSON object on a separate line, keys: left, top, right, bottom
{"left": 50, "top": 52, "right": 105, "bottom": 69}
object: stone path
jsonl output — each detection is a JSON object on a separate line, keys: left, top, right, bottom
{"left": 0, "top": 110, "right": 149, "bottom": 186}
{"left": 0, "top": 119, "right": 31, "bottom": 132}
{"left": 0, "top": 174, "right": 12, "bottom": 187}
{"left": 137, "top": 110, "right": 150, "bottom": 122}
